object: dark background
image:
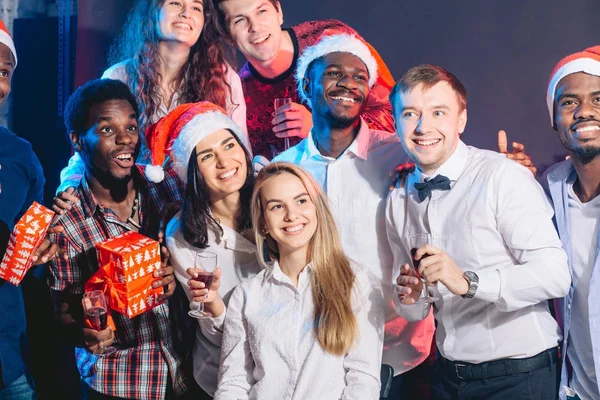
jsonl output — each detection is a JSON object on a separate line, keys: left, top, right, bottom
{"left": 12, "top": 0, "right": 600, "bottom": 203}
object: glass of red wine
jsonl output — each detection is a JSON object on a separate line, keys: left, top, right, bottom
{"left": 408, "top": 233, "right": 440, "bottom": 304}
{"left": 82, "top": 290, "right": 116, "bottom": 356}
{"left": 188, "top": 251, "right": 218, "bottom": 318}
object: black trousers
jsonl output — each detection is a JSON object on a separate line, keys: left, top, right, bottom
{"left": 430, "top": 351, "right": 559, "bottom": 400}
{"left": 387, "top": 350, "right": 435, "bottom": 399}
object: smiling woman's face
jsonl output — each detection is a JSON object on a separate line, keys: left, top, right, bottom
{"left": 195, "top": 129, "right": 248, "bottom": 200}
{"left": 259, "top": 172, "right": 318, "bottom": 256}
{"left": 157, "top": 0, "right": 205, "bottom": 47}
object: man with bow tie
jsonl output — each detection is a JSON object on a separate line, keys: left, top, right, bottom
{"left": 387, "top": 64, "right": 571, "bottom": 399}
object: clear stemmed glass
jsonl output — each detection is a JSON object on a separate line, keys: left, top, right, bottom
{"left": 82, "top": 290, "right": 116, "bottom": 356}
{"left": 188, "top": 251, "right": 218, "bottom": 318}
{"left": 274, "top": 97, "right": 293, "bottom": 151}
{"left": 408, "top": 233, "right": 440, "bottom": 304}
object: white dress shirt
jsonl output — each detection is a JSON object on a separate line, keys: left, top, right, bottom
{"left": 166, "top": 212, "right": 262, "bottom": 395}
{"left": 214, "top": 260, "right": 382, "bottom": 400}
{"left": 566, "top": 183, "right": 600, "bottom": 400}
{"left": 273, "top": 119, "right": 435, "bottom": 375}
{"left": 387, "top": 140, "right": 571, "bottom": 363}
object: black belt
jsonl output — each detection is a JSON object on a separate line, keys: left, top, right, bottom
{"left": 441, "top": 347, "right": 558, "bottom": 380}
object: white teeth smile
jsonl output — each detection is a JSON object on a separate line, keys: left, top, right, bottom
{"left": 173, "top": 22, "right": 191, "bottom": 30}
{"left": 575, "top": 126, "right": 600, "bottom": 133}
{"left": 283, "top": 224, "right": 304, "bottom": 233}
{"left": 115, "top": 154, "right": 132, "bottom": 160}
{"left": 415, "top": 139, "right": 440, "bottom": 146}
{"left": 251, "top": 35, "right": 269, "bottom": 45}
{"left": 331, "top": 96, "right": 357, "bottom": 103}
{"left": 218, "top": 169, "right": 237, "bottom": 180}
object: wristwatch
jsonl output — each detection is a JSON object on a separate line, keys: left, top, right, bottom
{"left": 462, "top": 271, "right": 479, "bottom": 298}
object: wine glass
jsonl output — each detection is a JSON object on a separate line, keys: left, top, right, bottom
{"left": 274, "top": 97, "right": 293, "bottom": 152}
{"left": 188, "top": 251, "right": 218, "bottom": 318}
{"left": 407, "top": 233, "right": 440, "bottom": 304}
{"left": 82, "top": 290, "right": 116, "bottom": 356}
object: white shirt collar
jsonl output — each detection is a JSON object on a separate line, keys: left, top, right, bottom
{"left": 264, "top": 260, "right": 313, "bottom": 291}
{"left": 305, "top": 118, "right": 371, "bottom": 161}
{"left": 415, "top": 140, "right": 470, "bottom": 183}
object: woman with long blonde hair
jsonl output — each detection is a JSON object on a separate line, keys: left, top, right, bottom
{"left": 215, "top": 162, "right": 382, "bottom": 400}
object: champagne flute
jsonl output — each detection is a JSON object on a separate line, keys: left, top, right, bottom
{"left": 407, "top": 233, "right": 440, "bottom": 304}
{"left": 82, "top": 290, "right": 116, "bottom": 356}
{"left": 274, "top": 97, "right": 293, "bottom": 152}
{"left": 188, "top": 251, "right": 218, "bottom": 318}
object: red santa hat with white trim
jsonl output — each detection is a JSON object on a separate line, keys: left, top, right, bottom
{"left": 145, "top": 102, "right": 251, "bottom": 183}
{"left": 295, "top": 29, "right": 381, "bottom": 109}
{"left": 0, "top": 20, "right": 17, "bottom": 67}
{"left": 546, "top": 45, "right": 600, "bottom": 126}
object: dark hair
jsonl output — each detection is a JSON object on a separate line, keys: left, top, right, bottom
{"left": 181, "top": 130, "right": 255, "bottom": 248}
{"left": 390, "top": 64, "right": 467, "bottom": 112}
{"left": 64, "top": 78, "right": 138, "bottom": 135}
{"left": 214, "top": 0, "right": 280, "bottom": 33}
{"left": 108, "top": 0, "right": 236, "bottom": 131}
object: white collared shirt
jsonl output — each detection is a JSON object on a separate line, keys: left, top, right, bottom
{"left": 387, "top": 140, "right": 571, "bottom": 363}
{"left": 215, "top": 260, "right": 382, "bottom": 400}
{"left": 273, "top": 119, "right": 435, "bottom": 375}
{"left": 566, "top": 183, "right": 600, "bottom": 400}
{"left": 166, "top": 212, "right": 262, "bottom": 395}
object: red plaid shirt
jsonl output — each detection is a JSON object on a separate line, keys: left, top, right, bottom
{"left": 48, "top": 166, "right": 195, "bottom": 400}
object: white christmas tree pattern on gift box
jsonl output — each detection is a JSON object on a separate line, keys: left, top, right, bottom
{"left": 0, "top": 202, "right": 55, "bottom": 286}
{"left": 94, "top": 231, "right": 164, "bottom": 318}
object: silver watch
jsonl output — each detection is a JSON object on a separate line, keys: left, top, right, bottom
{"left": 462, "top": 271, "right": 479, "bottom": 298}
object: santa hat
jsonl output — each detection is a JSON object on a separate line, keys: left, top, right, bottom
{"left": 0, "top": 20, "right": 17, "bottom": 66}
{"left": 546, "top": 45, "right": 600, "bottom": 125}
{"left": 145, "top": 102, "right": 249, "bottom": 183}
{"left": 295, "top": 30, "right": 380, "bottom": 109}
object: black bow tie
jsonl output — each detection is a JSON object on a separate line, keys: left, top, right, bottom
{"left": 414, "top": 174, "right": 451, "bottom": 202}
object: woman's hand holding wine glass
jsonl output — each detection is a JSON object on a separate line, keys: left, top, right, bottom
{"left": 187, "top": 266, "right": 222, "bottom": 304}
{"left": 186, "top": 251, "right": 225, "bottom": 318}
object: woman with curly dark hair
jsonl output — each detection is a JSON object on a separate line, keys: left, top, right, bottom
{"left": 57, "top": 0, "right": 249, "bottom": 191}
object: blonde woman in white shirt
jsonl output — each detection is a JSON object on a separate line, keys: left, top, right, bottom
{"left": 215, "top": 162, "right": 383, "bottom": 400}
{"left": 144, "top": 102, "right": 261, "bottom": 398}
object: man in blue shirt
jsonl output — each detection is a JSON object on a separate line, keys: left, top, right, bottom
{"left": 544, "top": 46, "right": 600, "bottom": 400}
{"left": 0, "top": 19, "right": 60, "bottom": 399}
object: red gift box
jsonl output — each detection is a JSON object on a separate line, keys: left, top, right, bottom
{"left": 86, "top": 231, "right": 165, "bottom": 318}
{"left": 0, "top": 202, "right": 54, "bottom": 286}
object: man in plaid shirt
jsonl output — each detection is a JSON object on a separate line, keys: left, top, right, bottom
{"left": 48, "top": 79, "right": 197, "bottom": 399}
